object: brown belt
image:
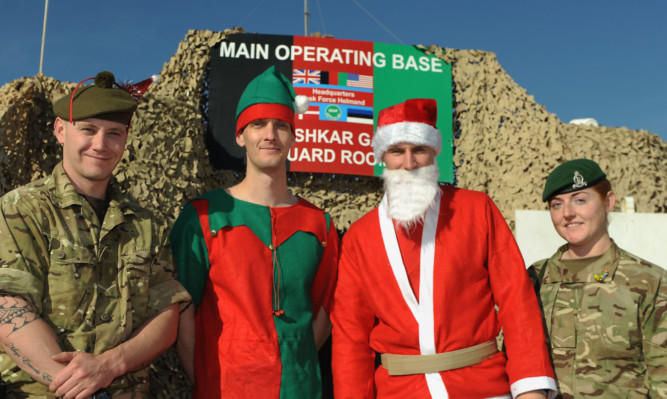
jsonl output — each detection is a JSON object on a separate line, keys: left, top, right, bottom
{"left": 381, "top": 339, "right": 499, "bottom": 376}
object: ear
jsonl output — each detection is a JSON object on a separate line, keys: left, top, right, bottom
{"left": 235, "top": 132, "right": 246, "bottom": 148}
{"left": 605, "top": 191, "right": 616, "bottom": 213}
{"left": 54, "top": 117, "right": 66, "bottom": 145}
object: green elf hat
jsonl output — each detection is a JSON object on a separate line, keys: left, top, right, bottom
{"left": 53, "top": 71, "right": 156, "bottom": 125}
{"left": 542, "top": 158, "right": 607, "bottom": 201}
{"left": 235, "top": 65, "right": 309, "bottom": 135}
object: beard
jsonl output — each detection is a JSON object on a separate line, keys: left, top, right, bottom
{"left": 381, "top": 164, "right": 440, "bottom": 230}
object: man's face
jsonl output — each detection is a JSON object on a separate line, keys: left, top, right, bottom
{"left": 236, "top": 118, "right": 295, "bottom": 173}
{"left": 382, "top": 143, "right": 436, "bottom": 171}
{"left": 55, "top": 117, "right": 128, "bottom": 191}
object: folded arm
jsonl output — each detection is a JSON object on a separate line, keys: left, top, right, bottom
{"left": 49, "top": 302, "right": 180, "bottom": 398}
{"left": 0, "top": 294, "right": 65, "bottom": 386}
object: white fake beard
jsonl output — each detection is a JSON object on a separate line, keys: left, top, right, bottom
{"left": 382, "top": 164, "right": 440, "bottom": 230}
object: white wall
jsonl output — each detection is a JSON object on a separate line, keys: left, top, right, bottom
{"left": 515, "top": 210, "right": 666, "bottom": 269}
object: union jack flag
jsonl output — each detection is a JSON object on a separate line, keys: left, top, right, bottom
{"left": 293, "top": 69, "right": 321, "bottom": 84}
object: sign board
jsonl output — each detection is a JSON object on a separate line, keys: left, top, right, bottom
{"left": 208, "top": 33, "right": 453, "bottom": 181}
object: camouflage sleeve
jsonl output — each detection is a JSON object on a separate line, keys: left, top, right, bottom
{"left": 643, "top": 270, "right": 667, "bottom": 397}
{"left": 0, "top": 192, "right": 49, "bottom": 313}
{"left": 146, "top": 221, "right": 192, "bottom": 317}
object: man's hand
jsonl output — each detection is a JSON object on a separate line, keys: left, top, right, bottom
{"left": 49, "top": 351, "right": 118, "bottom": 399}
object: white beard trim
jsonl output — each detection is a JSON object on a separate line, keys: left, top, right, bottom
{"left": 382, "top": 164, "right": 440, "bottom": 229}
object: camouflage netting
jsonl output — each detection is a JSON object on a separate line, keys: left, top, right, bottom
{"left": 1, "top": 28, "right": 665, "bottom": 397}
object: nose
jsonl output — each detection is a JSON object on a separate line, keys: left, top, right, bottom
{"left": 562, "top": 202, "right": 575, "bottom": 219}
{"left": 264, "top": 122, "right": 279, "bottom": 140}
{"left": 91, "top": 131, "right": 107, "bottom": 150}
{"left": 403, "top": 151, "right": 418, "bottom": 170}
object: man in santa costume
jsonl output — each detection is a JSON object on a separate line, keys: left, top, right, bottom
{"left": 331, "top": 98, "right": 557, "bottom": 398}
{"left": 170, "top": 65, "right": 338, "bottom": 398}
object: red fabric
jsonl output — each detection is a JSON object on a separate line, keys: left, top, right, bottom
{"left": 331, "top": 186, "right": 554, "bottom": 398}
{"left": 377, "top": 98, "right": 437, "bottom": 128}
{"left": 189, "top": 198, "right": 338, "bottom": 398}
{"left": 236, "top": 103, "right": 294, "bottom": 135}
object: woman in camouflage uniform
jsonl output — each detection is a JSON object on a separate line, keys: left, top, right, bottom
{"left": 530, "top": 158, "right": 666, "bottom": 398}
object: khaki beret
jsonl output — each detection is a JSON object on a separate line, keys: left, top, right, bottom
{"left": 53, "top": 71, "right": 137, "bottom": 125}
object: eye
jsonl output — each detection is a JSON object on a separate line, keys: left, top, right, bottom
{"left": 549, "top": 201, "right": 563, "bottom": 210}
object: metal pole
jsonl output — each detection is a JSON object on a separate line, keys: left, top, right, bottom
{"left": 39, "top": 0, "right": 49, "bottom": 75}
{"left": 304, "top": 0, "right": 309, "bottom": 36}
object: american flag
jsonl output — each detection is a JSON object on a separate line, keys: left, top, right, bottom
{"left": 293, "top": 69, "right": 321, "bottom": 84}
{"left": 347, "top": 73, "right": 373, "bottom": 89}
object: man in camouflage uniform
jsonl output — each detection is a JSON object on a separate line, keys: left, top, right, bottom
{"left": 530, "top": 158, "right": 667, "bottom": 398}
{"left": 0, "top": 71, "right": 191, "bottom": 398}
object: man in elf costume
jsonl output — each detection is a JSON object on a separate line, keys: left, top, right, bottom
{"left": 170, "top": 65, "right": 339, "bottom": 398}
{"left": 331, "top": 98, "right": 557, "bottom": 398}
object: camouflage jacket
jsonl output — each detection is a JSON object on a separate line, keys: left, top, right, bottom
{"left": 0, "top": 162, "right": 191, "bottom": 397}
{"left": 530, "top": 242, "right": 666, "bottom": 398}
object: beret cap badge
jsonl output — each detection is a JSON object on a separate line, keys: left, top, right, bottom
{"left": 572, "top": 171, "right": 588, "bottom": 189}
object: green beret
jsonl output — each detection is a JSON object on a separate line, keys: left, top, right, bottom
{"left": 53, "top": 71, "right": 137, "bottom": 125}
{"left": 542, "top": 158, "right": 606, "bottom": 201}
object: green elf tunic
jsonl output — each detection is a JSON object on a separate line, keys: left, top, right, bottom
{"left": 170, "top": 189, "right": 338, "bottom": 399}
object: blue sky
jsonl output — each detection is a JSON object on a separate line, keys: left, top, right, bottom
{"left": 2, "top": 0, "right": 666, "bottom": 141}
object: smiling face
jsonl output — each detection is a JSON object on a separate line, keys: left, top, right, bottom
{"left": 382, "top": 143, "right": 437, "bottom": 171}
{"left": 55, "top": 117, "right": 128, "bottom": 197}
{"left": 236, "top": 118, "right": 295, "bottom": 174}
{"left": 548, "top": 187, "right": 616, "bottom": 257}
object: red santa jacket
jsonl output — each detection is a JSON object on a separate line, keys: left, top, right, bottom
{"left": 331, "top": 186, "right": 555, "bottom": 398}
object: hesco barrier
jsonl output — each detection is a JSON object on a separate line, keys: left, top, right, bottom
{"left": 1, "top": 28, "right": 665, "bottom": 397}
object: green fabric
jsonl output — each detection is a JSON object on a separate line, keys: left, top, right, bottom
{"left": 274, "top": 230, "right": 324, "bottom": 398}
{"left": 170, "top": 188, "right": 330, "bottom": 398}
{"left": 0, "top": 162, "right": 190, "bottom": 396}
{"left": 235, "top": 65, "right": 296, "bottom": 118}
{"left": 170, "top": 203, "right": 210, "bottom": 306}
{"left": 52, "top": 71, "right": 137, "bottom": 124}
{"left": 542, "top": 158, "right": 606, "bottom": 201}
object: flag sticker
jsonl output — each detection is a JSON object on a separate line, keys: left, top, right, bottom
{"left": 346, "top": 73, "right": 373, "bottom": 89}
{"left": 293, "top": 69, "right": 322, "bottom": 84}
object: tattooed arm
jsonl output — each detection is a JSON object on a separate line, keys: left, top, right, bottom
{"left": 0, "top": 294, "right": 65, "bottom": 386}
{"left": 48, "top": 303, "right": 180, "bottom": 398}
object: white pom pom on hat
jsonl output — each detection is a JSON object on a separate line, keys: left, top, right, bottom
{"left": 372, "top": 98, "right": 442, "bottom": 162}
{"left": 294, "top": 95, "right": 310, "bottom": 114}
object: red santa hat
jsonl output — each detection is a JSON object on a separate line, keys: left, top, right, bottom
{"left": 372, "top": 98, "right": 442, "bottom": 162}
